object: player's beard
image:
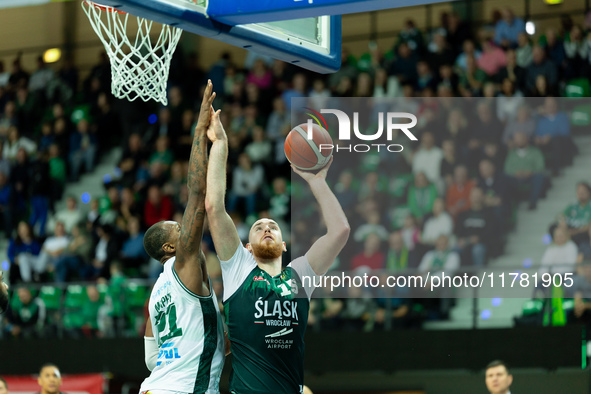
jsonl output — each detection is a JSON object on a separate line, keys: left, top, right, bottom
{"left": 251, "top": 241, "right": 283, "bottom": 260}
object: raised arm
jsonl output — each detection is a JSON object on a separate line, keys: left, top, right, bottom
{"left": 204, "top": 110, "right": 241, "bottom": 261}
{"left": 174, "top": 81, "right": 215, "bottom": 295}
{"left": 293, "top": 158, "right": 350, "bottom": 275}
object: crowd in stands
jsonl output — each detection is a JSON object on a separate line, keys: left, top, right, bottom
{"left": 1, "top": 6, "right": 591, "bottom": 337}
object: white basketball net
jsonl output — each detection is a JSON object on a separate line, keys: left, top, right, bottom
{"left": 82, "top": 1, "right": 182, "bottom": 105}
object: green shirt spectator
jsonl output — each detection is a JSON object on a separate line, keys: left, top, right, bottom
{"left": 504, "top": 146, "right": 545, "bottom": 175}
{"left": 407, "top": 172, "right": 438, "bottom": 221}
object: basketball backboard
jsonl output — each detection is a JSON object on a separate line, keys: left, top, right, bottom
{"left": 87, "top": 0, "right": 341, "bottom": 73}
{"left": 208, "top": 0, "right": 457, "bottom": 25}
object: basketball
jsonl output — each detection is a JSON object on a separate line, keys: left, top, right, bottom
{"left": 284, "top": 123, "right": 333, "bottom": 171}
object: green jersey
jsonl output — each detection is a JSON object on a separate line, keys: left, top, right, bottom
{"left": 221, "top": 246, "right": 317, "bottom": 394}
{"left": 562, "top": 201, "right": 591, "bottom": 228}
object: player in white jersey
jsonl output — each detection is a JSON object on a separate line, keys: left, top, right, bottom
{"left": 139, "top": 81, "right": 225, "bottom": 394}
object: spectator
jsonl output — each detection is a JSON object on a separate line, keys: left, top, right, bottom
{"left": 0, "top": 140, "right": 11, "bottom": 178}
{"left": 440, "top": 140, "right": 461, "bottom": 188}
{"left": 69, "top": 118, "right": 97, "bottom": 182}
{"left": 407, "top": 172, "right": 438, "bottom": 223}
{"left": 494, "top": 8, "right": 525, "bottom": 49}
{"left": 7, "top": 221, "right": 42, "bottom": 283}
{"left": 143, "top": 185, "right": 174, "bottom": 227}
{"left": 118, "top": 133, "right": 147, "bottom": 189}
{"left": 120, "top": 216, "right": 148, "bottom": 270}
{"left": 350, "top": 233, "right": 385, "bottom": 271}
{"left": 50, "top": 195, "right": 83, "bottom": 234}
{"left": 477, "top": 159, "right": 512, "bottom": 223}
{"left": 539, "top": 227, "right": 578, "bottom": 275}
{"left": 0, "top": 171, "right": 13, "bottom": 236}
{"left": 477, "top": 40, "right": 507, "bottom": 76}
{"left": 455, "top": 39, "right": 482, "bottom": 71}
{"left": 54, "top": 223, "right": 94, "bottom": 283}
{"left": 6, "top": 287, "right": 45, "bottom": 338}
{"left": 415, "top": 61, "right": 435, "bottom": 91}
{"left": 396, "top": 19, "right": 425, "bottom": 53}
{"left": 91, "top": 224, "right": 119, "bottom": 279}
{"left": 534, "top": 97, "right": 575, "bottom": 175}
{"left": 503, "top": 105, "right": 535, "bottom": 148}
{"left": 10, "top": 148, "right": 31, "bottom": 220}
{"left": 3, "top": 127, "right": 36, "bottom": 161}
{"left": 525, "top": 45, "right": 558, "bottom": 95}
{"left": 0, "top": 60, "right": 9, "bottom": 87}
{"left": 485, "top": 360, "right": 513, "bottom": 394}
{"left": 427, "top": 30, "right": 455, "bottom": 73}
{"left": 80, "top": 285, "right": 106, "bottom": 338}
{"left": 418, "top": 235, "right": 460, "bottom": 274}
{"left": 246, "top": 59, "right": 272, "bottom": 90}
{"left": 245, "top": 126, "right": 272, "bottom": 166}
{"left": 441, "top": 109, "right": 470, "bottom": 153}
{"left": 266, "top": 97, "right": 288, "bottom": 141}
{"left": 515, "top": 32, "right": 533, "bottom": 68}
{"left": 38, "top": 122, "right": 55, "bottom": 152}
{"left": 282, "top": 73, "right": 306, "bottom": 111}
{"left": 458, "top": 54, "right": 488, "bottom": 97}
{"left": 268, "top": 177, "right": 290, "bottom": 225}
{"left": 118, "top": 187, "right": 141, "bottom": 225}
{"left": 385, "top": 231, "right": 410, "bottom": 271}
{"left": 542, "top": 28, "right": 567, "bottom": 70}
{"left": 412, "top": 131, "right": 443, "bottom": 187}
{"left": 354, "top": 210, "right": 389, "bottom": 242}
{"left": 445, "top": 165, "right": 475, "bottom": 220}
{"left": 373, "top": 68, "right": 402, "bottom": 98}
{"left": 148, "top": 136, "right": 174, "bottom": 171}
{"left": 472, "top": 100, "right": 503, "bottom": 145}
{"left": 389, "top": 42, "right": 419, "bottom": 86}
{"left": 48, "top": 144, "right": 68, "bottom": 211}
{"left": 29, "top": 151, "right": 52, "bottom": 236}
{"left": 28, "top": 56, "right": 54, "bottom": 93}
{"left": 577, "top": 227, "right": 591, "bottom": 263}
{"left": 308, "top": 78, "right": 332, "bottom": 109}
{"left": 334, "top": 170, "right": 357, "bottom": 213}
{"left": 564, "top": 25, "right": 589, "bottom": 78}
{"left": 496, "top": 79, "right": 525, "bottom": 123}
{"left": 504, "top": 132, "right": 546, "bottom": 210}
{"left": 551, "top": 182, "right": 591, "bottom": 245}
{"left": 400, "top": 214, "right": 421, "bottom": 252}
{"left": 36, "top": 222, "right": 70, "bottom": 281}
{"left": 495, "top": 49, "right": 527, "bottom": 93}
{"left": 421, "top": 198, "right": 454, "bottom": 247}
{"left": 227, "top": 153, "right": 265, "bottom": 217}
{"left": 456, "top": 187, "right": 495, "bottom": 267}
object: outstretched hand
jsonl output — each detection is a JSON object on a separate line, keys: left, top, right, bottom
{"left": 207, "top": 107, "right": 226, "bottom": 143}
{"left": 291, "top": 156, "right": 333, "bottom": 183}
{"left": 196, "top": 80, "right": 216, "bottom": 133}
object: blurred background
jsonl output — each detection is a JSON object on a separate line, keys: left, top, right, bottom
{"left": 0, "top": 0, "right": 591, "bottom": 392}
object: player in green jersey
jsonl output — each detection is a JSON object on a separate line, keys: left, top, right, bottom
{"left": 204, "top": 107, "right": 350, "bottom": 394}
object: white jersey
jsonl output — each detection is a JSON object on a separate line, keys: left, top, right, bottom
{"left": 140, "top": 257, "right": 225, "bottom": 394}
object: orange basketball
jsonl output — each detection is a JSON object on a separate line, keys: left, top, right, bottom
{"left": 284, "top": 123, "right": 333, "bottom": 171}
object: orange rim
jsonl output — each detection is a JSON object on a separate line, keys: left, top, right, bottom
{"left": 85, "top": 0, "right": 127, "bottom": 14}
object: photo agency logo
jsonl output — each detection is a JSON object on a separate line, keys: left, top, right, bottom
{"left": 303, "top": 107, "right": 418, "bottom": 153}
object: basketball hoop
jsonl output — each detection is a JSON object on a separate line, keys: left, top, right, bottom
{"left": 82, "top": 0, "right": 182, "bottom": 105}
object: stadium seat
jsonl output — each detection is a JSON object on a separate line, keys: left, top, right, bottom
{"left": 124, "top": 283, "right": 148, "bottom": 308}
{"left": 39, "top": 286, "right": 63, "bottom": 310}
{"left": 565, "top": 79, "right": 591, "bottom": 98}
{"left": 571, "top": 103, "right": 591, "bottom": 127}
{"left": 64, "top": 285, "right": 88, "bottom": 309}
{"left": 62, "top": 285, "right": 88, "bottom": 329}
